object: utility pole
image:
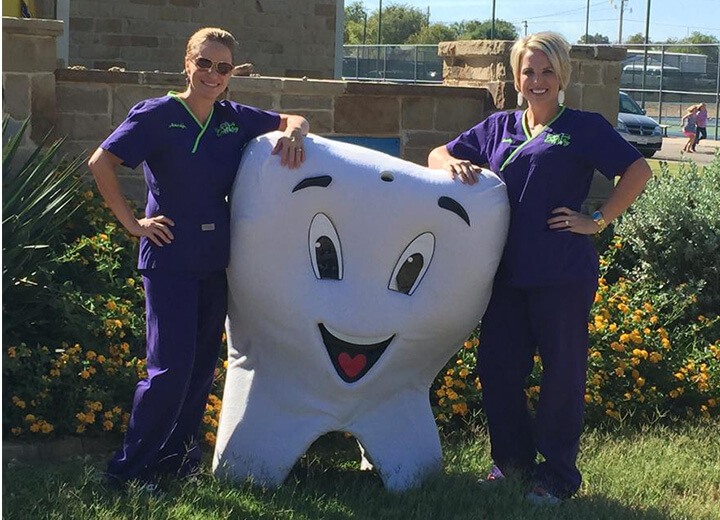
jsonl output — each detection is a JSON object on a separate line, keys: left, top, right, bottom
{"left": 377, "top": 0, "right": 383, "bottom": 45}
{"left": 641, "top": 0, "right": 651, "bottom": 107}
{"left": 617, "top": 0, "right": 627, "bottom": 44}
{"left": 522, "top": 20, "right": 528, "bottom": 36}
{"left": 491, "top": 0, "right": 496, "bottom": 39}
{"left": 584, "top": 0, "right": 590, "bottom": 44}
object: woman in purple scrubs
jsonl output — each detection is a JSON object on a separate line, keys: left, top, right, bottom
{"left": 428, "top": 32, "right": 651, "bottom": 504}
{"left": 88, "top": 27, "right": 309, "bottom": 488}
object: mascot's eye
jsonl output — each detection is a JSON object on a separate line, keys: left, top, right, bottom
{"left": 389, "top": 232, "right": 435, "bottom": 295}
{"left": 309, "top": 213, "right": 343, "bottom": 280}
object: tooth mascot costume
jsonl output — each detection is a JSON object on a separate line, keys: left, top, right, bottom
{"left": 213, "top": 132, "right": 509, "bottom": 491}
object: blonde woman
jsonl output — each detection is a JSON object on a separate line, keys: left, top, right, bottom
{"left": 681, "top": 105, "right": 698, "bottom": 152}
{"left": 429, "top": 32, "right": 651, "bottom": 504}
{"left": 89, "top": 27, "right": 309, "bottom": 489}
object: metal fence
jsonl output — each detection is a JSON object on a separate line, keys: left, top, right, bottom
{"left": 343, "top": 43, "right": 720, "bottom": 140}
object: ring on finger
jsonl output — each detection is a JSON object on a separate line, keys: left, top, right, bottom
{"left": 565, "top": 220, "right": 570, "bottom": 226}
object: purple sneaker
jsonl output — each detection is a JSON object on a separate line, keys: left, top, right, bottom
{"left": 478, "top": 464, "right": 506, "bottom": 485}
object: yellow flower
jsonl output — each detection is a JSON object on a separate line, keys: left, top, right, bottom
{"left": 80, "top": 370, "right": 91, "bottom": 379}
{"left": 105, "top": 301, "right": 117, "bottom": 311}
{"left": 103, "top": 420, "right": 114, "bottom": 431}
{"left": 636, "top": 377, "right": 646, "bottom": 387}
{"left": 205, "top": 432, "right": 216, "bottom": 446}
{"left": 451, "top": 402, "right": 468, "bottom": 416}
{"left": 40, "top": 422, "right": 54, "bottom": 434}
{"left": 24, "top": 414, "right": 36, "bottom": 422}
{"left": 30, "top": 423, "right": 41, "bottom": 433}
{"left": 11, "top": 427, "right": 22, "bottom": 436}
{"left": 7, "top": 346, "right": 17, "bottom": 358}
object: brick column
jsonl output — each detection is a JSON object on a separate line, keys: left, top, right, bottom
{"left": 2, "top": 17, "right": 63, "bottom": 142}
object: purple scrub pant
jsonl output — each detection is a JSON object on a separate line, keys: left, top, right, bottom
{"left": 107, "top": 269, "right": 227, "bottom": 482}
{"left": 477, "top": 279, "right": 597, "bottom": 498}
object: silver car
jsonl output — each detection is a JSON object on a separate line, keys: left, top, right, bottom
{"left": 616, "top": 91, "right": 663, "bottom": 158}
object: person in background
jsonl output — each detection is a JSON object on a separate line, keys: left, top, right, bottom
{"left": 88, "top": 26, "right": 309, "bottom": 490}
{"left": 681, "top": 105, "right": 698, "bottom": 153}
{"left": 692, "top": 103, "right": 708, "bottom": 151}
{"left": 428, "top": 32, "right": 651, "bottom": 505}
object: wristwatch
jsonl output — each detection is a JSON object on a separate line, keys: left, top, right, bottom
{"left": 591, "top": 210, "right": 607, "bottom": 233}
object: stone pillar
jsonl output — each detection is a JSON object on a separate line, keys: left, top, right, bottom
{"left": 2, "top": 17, "right": 63, "bottom": 143}
{"left": 438, "top": 39, "right": 628, "bottom": 208}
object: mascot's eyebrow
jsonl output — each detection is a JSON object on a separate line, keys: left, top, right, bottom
{"left": 438, "top": 196, "right": 470, "bottom": 226}
{"left": 292, "top": 175, "right": 333, "bottom": 192}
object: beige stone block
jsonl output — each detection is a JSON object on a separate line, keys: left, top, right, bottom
{"left": 228, "top": 92, "right": 278, "bottom": 111}
{"left": 300, "top": 110, "right": 333, "bottom": 134}
{"left": 435, "top": 97, "right": 485, "bottom": 132}
{"left": 2, "top": 34, "right": 58, "bottom": 73}
{"left": 119, "top": 173, "right": 148, "bottom": 204}
{"left": 403, "top": 130, "right": 456, "bottom": 149}
{"left": 95, "top": 18, "right": 123, "bottom": 33}
{"left": 603, "top": 63, "right": 622, "bottom": 85}
{"left": 582, "top": 86, "right": 620, "bottom": 123}
{"left": 279, "top": 95, "right": 332, "bottom": 110}
{"left": 56, "top": 113, "right": 111, "bottom": 141}
{"left": 112, "top": 86, "right": 169, "bottom": 125}
{"left": 565, "top": 84, "right": 582, "bottom": 109}
{"left": 56, "top": 83, "right": 110, "bottom": 114}
{"left": 69, "top": 17, "right": 94, "bottom": 32}
{"left": 2, "top": 74, "right": 31, "bottom": 120}
{"left": 400, "top": 147, "right": 432, "bottom": 166}
{"left": 575, "top": 61, "right": 602, "bottom": 85}
{"left": 30, "top": 74, "right": 56, "bottom": 141}
{"left": 229, "top": 77, "right": 284, "bottom": 94}
{"left": 281, "top": 78, "right": 346, "bottom": 96}
{"left": 401, "top": 97, "right": 435, "bottom": 131}
{"left": 586, "top": 172, "right": 613, "bottom": 206}
{"left": 439, "top": 40, "right": 514, "bottom": 59}
{"left": 334, "top": 96, "right": 399, "bottom": 135}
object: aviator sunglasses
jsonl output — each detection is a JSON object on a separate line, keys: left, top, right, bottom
{"left": 193, "top": 57, "right": 234, "bottom": 76}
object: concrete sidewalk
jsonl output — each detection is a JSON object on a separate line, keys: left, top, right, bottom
{"left": 653, "top": 136, "right": 718, "bottom": 165}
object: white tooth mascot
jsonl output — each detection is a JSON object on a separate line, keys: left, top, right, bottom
{"left": 213, "top": 132, "right": 509, "bottom": 491}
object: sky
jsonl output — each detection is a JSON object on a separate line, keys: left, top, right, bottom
{"left": 357, "top": 0, "right": 720, "bottom": 44}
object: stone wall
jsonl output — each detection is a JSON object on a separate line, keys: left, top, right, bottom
{"left": 439, "top": 40, "right": 627, "bottom": 125}
{"left": 43, "top": 0, "right": 341, "bottom": 78}
{"left": 2, "top": 17, "right": 63, "bottom": 143}
{"left": 54, "top": 69, "right": 489, "bottom": 200}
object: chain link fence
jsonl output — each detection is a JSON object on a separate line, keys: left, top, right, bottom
{"left": 343, "top": 43, "right": 719, "bottom": 140}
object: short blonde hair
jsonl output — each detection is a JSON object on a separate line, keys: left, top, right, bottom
{"left": 510, "top": 32, "right": 572, "bottom": 91}
{"left": 186, "top": 27, "right": 237, "bottom": 60}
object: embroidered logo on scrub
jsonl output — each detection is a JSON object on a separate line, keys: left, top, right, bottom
{"left": 168, "top": 123, "right": 187, "bottom": 129}
{"left": 501, "top": 138, "right": 513, "bottom": 144}
{"left": 544, "top": 133, "right": 571, "bottom": 146}
{"left": 216, "top": 122, "right": 240, "bottom": 137}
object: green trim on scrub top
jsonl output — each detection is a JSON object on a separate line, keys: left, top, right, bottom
{"left": 499, "top": 105, "right": 566, "bottom": 172}
{"left": 168, "top": 91, "right": 215, "bottom": 154}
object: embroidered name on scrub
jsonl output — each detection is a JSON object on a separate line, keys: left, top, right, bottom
{"left": 169, "top": 123, "right": 187, "bottom": 129}
{"left": 216, "top": 122, "right": 239, "bottom": 137}
{"left": 544, "top": 133, "right": 571, "bottom": 146}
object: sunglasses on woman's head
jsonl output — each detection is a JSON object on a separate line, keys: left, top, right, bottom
{"left": 193, "top": 57, "right": 234, "bottom": 76}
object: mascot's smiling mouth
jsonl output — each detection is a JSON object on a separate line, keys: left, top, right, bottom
{"left": 318, "top": 323, "right": 395, "bottom": 383}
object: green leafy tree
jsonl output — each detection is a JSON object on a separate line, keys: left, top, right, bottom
{"left": 624, "top": 32, "right": 646, "bottom": 44}
{"left": 344, "top": 1, "right": 368, "bottom": 44}
{"left": 578, "top": 33, "right": 611, "bottom": 44}
{"left": 406, "top": 23, "right": 457, "bottom": 44}
{"left": 363, "top": 3, "right": 428, "bottom": 45}
{"left": 665, "top": 32, "right": 719, "bottom": 63}
{"left": 452, "top": 19, "right": 518, "bottom": 41}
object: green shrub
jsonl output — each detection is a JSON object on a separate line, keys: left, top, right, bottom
{"left": 613, "top": 158, "right": 720, "bottom": 316}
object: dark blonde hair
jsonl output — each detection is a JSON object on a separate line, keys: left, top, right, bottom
{"left": 510, "top": 32, "right": 572, "bottom": 91}
{"left": 186, "top": 27, "right": 237, "bottom": 61}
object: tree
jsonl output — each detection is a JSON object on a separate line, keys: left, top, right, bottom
{"left": 624, "top": 33, "right": 646, "bottom": 44}
{"left": 364, "top": 3, "right": 428, "bottom": 45}
{"left": 665, "top": 32, "right": 719, "bottom": 63}
{"left": 452, "top": 19, "right": 518, "bottom": 41}
{"left": 577, "top": 33, "right": 611, "bottom": 44}
{"left": 406, "top": 23, "right": 457, "bottom": 45}
{"left": 344, "top": 1, "right": 368, "bottom": 44}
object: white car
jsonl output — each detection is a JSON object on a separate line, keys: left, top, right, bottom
{"left": 616, "top": 91, "right": 663, "bottom": 158}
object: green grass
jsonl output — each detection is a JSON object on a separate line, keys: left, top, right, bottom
{"left": 4, "top": 420, "right": 720, "bottom": 520}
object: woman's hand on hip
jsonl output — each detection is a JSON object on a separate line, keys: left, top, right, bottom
{"left": 130, "top": 216, "right": 175, "bottom": 246}
{"left": 547, "top": 207, "right": 598, "bottom": 235}
{"left": 272, "top": 132, "right": 305, "bottom": 169}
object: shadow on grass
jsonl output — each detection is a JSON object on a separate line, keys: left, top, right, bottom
{"left": 1, "top": 432, "right": 682, "bottom": 520}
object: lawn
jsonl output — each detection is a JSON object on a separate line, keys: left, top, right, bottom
{"left": 3, "top": 420, "right": 719, "bottom": 520}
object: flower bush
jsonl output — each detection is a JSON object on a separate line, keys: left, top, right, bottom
{"left": 3, "top": 153, "right": 719, "bottom": 444}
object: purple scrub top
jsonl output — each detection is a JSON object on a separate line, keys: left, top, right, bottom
{"left": 447, "top": 106, "right": 642, "bottom": 287}
{"left": 101, "top": 93, "right": 281, "bottom": 273}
